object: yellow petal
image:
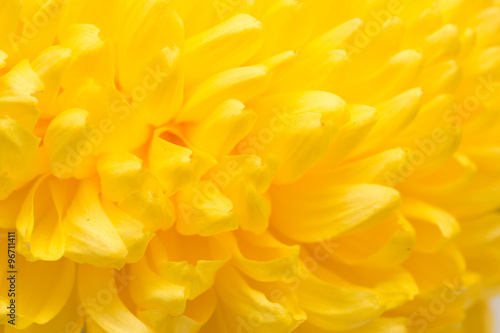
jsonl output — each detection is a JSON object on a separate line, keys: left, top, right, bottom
{"left": 296, "top": 263, "right": 383, "bottom": 331}
{"left": 59, "top": 24, "right": 114, "bottom": 88}
{"left": 16, "top": 175, "right": 72, "bottom": 261}
{"left": 353, "top": 88, "right": 422, "bottom": 156}
{"left": 248, "top": 0, "right": 313, "bottom": 62}
{"left": 97, "top": 152, "right": 146, "bottom": 202}
{"left": 143, "top": 231, "right": 229, "bottom": 300}
{"left": 101, "top": 199, "right": 154, "bottom": 263}
{"left": 58, "top": 0, "right": 119, "bottom": 38}
{"left": 0, "top": 115, "right": 40, "bottom": 199}
{"left": 214, "top": 265, "right": 306, "bottom": 332}
{"left": 464, "top": 244, "right": 500, "bottom": 294}
{"left": 62, "top": 178, "right": 128, "bottom": 268}
{"left": 320, "top": 104, "right": 378, "bottom": 167}
{"left": 243, "top": 90, "right": 347, "bottom": 183}
{"left": 422, "top": 24, "right": 460, "bottom": 65}
{"left": 178, "top": 65, "right": 270, "bottom": 123}
{"left": 78, "top": 264, "right": 152, "bottom": 333}
{"left": 0, "top": 50, "right": 7, "bottom": 69}
{"left": 415, "top": 60, "right": 462, "bottom": 101}
{"left": 0, "top": 1, "right": 22, "bottom": 56}
{"left": 175, "top": 180, "right": 238, "bottom": 236}
{"left": 335, "top": 50, "right": 423, "bottom": 104}
{"left": 0, "top": 253, "right": 75, "bottom": 329}
{"left": 462, "top": 299, "right": 492, "bottom": 333}
{"left": 402, "top": 153, "right": 477, "bottom": 197}
{"left": 271, "top": 183, "right": 401, "bottom": 242}
{"left": 473, "top": 6, "right": 500, "bottom": 48}
{"left": 0, "top": 183, "right": 29, "bottom": 229}
{"left": 403, "top": 245, "right": 465, "bottom": 294}
{"left": 268, "top": 49, "right": 348, "bottom": 94}
{"left": 316, "top": 260, "right": 419, "bottom": 311}
{"left": 258, "top": 50, "right": 299, "bottom": 92}
{"left": 116, "top": 0, "right": 183, "bottom": 93}
{"left": 31, "top": 46, "right": 72, "bottom": 118}
{"left": 401, "top": 197, "right": 460, "bottom": 253}
{"left": 296, "top": 317, "right": 409, "bottom": 333}
{"left": 184, "top": 14, "right": 263, "bottom": 87}
{"left": 128, "top": 255, "right": 187, "bottom": 316}
{"left": 137, "top": 290, "right": 217, "bottom": 333}
{"left": 4, "top": 0, "right": 64, "bottom": 64}
{"left": 305, "top": 148, "right": 408, "bottom": 188}
{"left": 117, "top": 186, "right": 175, "bottom": 234}
{"left": 57, "top": 80, "right": 151, "bottom": 155}
{"left": 185, "top": 99, "right": 256, "bottom": 160}
{"left": 149, "top": 127, "right": 216, "bottom": 196}
{"left": 218, "top": 231, "right": 300, "bottom": 282}
{"left": 97, "top": 151, "right": 175, "bottom": 232}
{"left": 302, "top": 18, "right": 364, "bottom": 57}
{"left": 5, "top": 289, "right": 84, "bottom": 333}
{"left": 0, "top": 59, "right": 42, "bottom": 130}
{"left": 341, "top": 17, "right": 405, "bottom": 82}
{"left": 206, "top": 155, "right": 278, "bottom": 233}
{"left": 130, "top": 45, "right": 184, "bottom": 126}
{"left": 458, "top": 213, "right": 500, "bottom": 251}
{"left": 332, "top": 213, "right": 416, "bottom": 268}
{"left": 43, "top": 108, "right": 98, "bottom": 179}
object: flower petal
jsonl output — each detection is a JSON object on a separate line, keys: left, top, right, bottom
{"left": 184, "top": 14, "right": 263, "bottom": 87}
{"left": 186, "top": 99, "right": 256, "bottom": 160}
{"left": 78, "top": 265, "right": 152, "bottom": 333}
{"left": 62, "top": 178, "right": 128, "bottom": 268}
{"left": 178, "top": 65, "right": 270, "bottom": 122}
{"left": 271, "top": 183, "right": 401, "bottom": 242}
{"left": 149, "top": 128, "right": 216, "bottom": 196}
{"left": 0, "top": 115, "right": 40, "bottom": 199}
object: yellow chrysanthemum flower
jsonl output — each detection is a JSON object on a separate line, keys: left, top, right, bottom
{"left": 0, "top": 0, "right": 500, "bottom": 332}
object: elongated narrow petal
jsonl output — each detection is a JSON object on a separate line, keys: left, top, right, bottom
{"left": 353, "top": 88, "right": 422, "bottom": 156}
{"left": 244, "top": 90, "right": 347, "bottom": 183}
{"left": 296, "top": 264, "right": 384, "bottom": 331}
{"left": 271, "top": 183, "right": 401, "bottom": 242}
{"left": 116, "top": 0, "right": 183, "bottom": 93}
{"left": 186, "top": 99, "right": 256, "bottom": 160}
{"left": 179, "top": 65, "right": 270, "bottom": 122}
{"left": 184, "top": 14, "right": 263, "bottom": 87}
{"left": 331, "top": 213, "right": 416, "bottom": 267}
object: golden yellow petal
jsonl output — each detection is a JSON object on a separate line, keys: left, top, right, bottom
{"left": 271, "top": 183, "right": 401, "bottom": 242}
{"left": 62, "top": 178, "right": 128, "bottom": 268}
{"left": 0, "top": 115, "right": 40, "bottom": 199}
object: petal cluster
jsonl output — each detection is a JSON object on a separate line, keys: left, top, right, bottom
{"left": 0, "top": 0, "right": 500, "bottom": 332}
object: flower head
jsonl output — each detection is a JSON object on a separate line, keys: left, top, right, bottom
{"left": 1, "top": 0, "right": 500, "bottom": 332}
